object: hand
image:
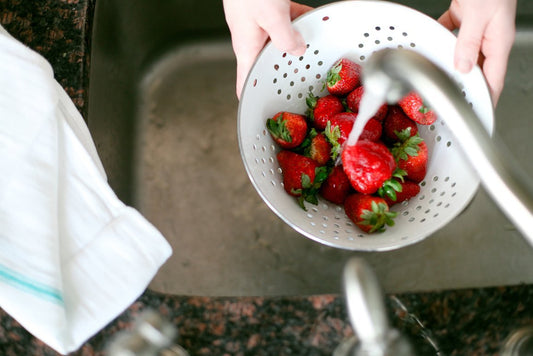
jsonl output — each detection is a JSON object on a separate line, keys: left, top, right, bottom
{"left": 223, "top": 0, "right": 313, "bottom": 99}
{"left": 438, "top": 0, "right": 517, "bottom": 105}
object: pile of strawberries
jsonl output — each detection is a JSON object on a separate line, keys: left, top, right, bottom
{"left": 266, "top": 57, "right": 437, "bottom": 234}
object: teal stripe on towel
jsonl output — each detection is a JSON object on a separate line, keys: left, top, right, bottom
{"left": 0, "top": 264, "right": 63, "bottom": 304}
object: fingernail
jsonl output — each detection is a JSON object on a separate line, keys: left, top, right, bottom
{"left": 289, "top": 33, "right": 307, "bottom": 56}
{"left": 456, "top": 58, "right": 473, "bottom": 73}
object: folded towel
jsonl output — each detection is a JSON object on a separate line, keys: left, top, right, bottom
{"left": 0, "top": 25, "right": 172, "bottom": 354}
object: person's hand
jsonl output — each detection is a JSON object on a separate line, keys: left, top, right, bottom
{"left": 438, "top": 0, "right": 516, "bottom": 105}
{"left": 223, "top": 0, "right": 313, "bottom": 99}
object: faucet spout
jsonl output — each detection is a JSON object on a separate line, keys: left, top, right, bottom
{"left": 363, "top": 48, "right": 533, "bottom": 245}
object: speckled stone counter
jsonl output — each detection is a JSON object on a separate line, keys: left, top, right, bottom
{"left": 2, "top": 1, "right": 533, "bottom": 355}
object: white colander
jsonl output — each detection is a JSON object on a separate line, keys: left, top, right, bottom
{"left": 237, "top": 0, "right": 494, "bottom": 251}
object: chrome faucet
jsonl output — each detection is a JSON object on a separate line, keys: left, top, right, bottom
{"left": 363, "top": 48, "right": 533, "bottom": 246}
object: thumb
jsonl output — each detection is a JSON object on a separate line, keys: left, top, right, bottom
{"left": 454, "top": 14, "right": 486, "bottom": 73}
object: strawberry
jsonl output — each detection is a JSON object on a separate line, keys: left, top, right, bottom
{"left": 326, "top": 58, "right": 361, "bottom": 96}
{"left": 346, "top": 86, "right": 388, "bottom": 121}
{"left": 398, "top": 92, "right": 437, "bottom": 125}
{"left": 383, "top": 180, "right": 421, "bottom": 206}
{"left": 394, "top": 140, "right": 428, "bottom": 183}
{"left": 306, "top": 93, "right": 344, "bottom": 130}
{"left": 324, "top": 112, "right": 356, "bottom": 160}
{"left": 319, "top": 165, "right": 353, "bottom": 205}
{"left": 276, "top": 150, "right": 329, "bottom": 209}
{"left": 344, "top": 193, "right": 397, "bottom": 233}
{"left": 382, "top": 105, "right": 418, "bottom": 143}
{"left": 341, "top": 140, "right": 396, "bottom": 195}
{"left": 266, "top": 111, "right": 308, "bottom": 149}
{"left": 307, "top": 131, "right": 332, "bottom": 165}
{"left": 358, "top": 117, "right": 382, "bottom": 142}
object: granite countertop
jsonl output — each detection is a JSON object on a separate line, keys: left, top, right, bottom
{"left": 2, "top": 1, "right": 533, "bottom": 355}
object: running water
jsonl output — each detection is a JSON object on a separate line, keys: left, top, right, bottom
{"left": 346, "top": 86, "right": 389, "bottom": 147}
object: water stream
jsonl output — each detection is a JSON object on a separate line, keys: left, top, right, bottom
{"left": 346, "top": 87, "right": 389, "bottom": 146}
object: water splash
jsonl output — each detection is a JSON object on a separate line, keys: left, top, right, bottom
{"left": 346, "top": 86, "right": 388, "bottom": 147}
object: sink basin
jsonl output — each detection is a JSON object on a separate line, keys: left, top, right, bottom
{"left": 88, "top": 0, "right": 533, "bottom": 296}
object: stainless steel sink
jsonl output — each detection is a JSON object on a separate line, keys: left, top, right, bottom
{"left": 88, "top": 0, "right": 533, "bottom": 297}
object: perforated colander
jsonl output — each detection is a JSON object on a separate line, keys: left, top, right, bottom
{"left": 237, "top": 0, "right": 494, "bottom": 251}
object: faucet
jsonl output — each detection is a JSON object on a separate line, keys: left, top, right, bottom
{"left": 363, "top": 48, "right": 533, "bottom": 245}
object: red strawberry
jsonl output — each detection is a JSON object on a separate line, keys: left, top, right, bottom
{"left": 346, "top": 86, "right": 388, "bottom": 121}
{"left": 344, "top": 193, "right": 397, "bottom": 233}
{"left": 326, "top": 58, "right": 361, "bottom": 96}
{"left": 398, "top": 92, "right": 437, "bottom": 125}
{"left": 383, "top": 180, "right": 421, "bottom": 206}
{"left": 276, "top": 150, "right": 329, "bottom": 209}
{"left": 266, "top": 112, "right": 308, "bottom": 149}
{"left": 341, "top": 140, "right": 396, "bottom": 195}
{"left": 307, "top": 132, "right": 332, "bottom": 165}
{"left": 320, "top": 165, "right": 353, "bottom": 205}
{"left": 358, "top": 117, "right": 382, "bottom": 142}
{"left": 396, "top": 140, "right": 428, "bottom": 183}
{"left": 382, "top": 105, "right": 418, "bottom": 143}
{"left": 306, "top": 93, "right": 344, "bottom": 130}
{"left": 324, "top": 112, "right": 356, "bottom": 160}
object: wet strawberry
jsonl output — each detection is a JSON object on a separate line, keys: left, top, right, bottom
{"left": 277, "top": 150, "right": 329, "bottom": 209}
{"left": 359, "top": 117, "right": 382, "bottom": 142}
{"left": 382, "top": 105, "right": 418, "bottom": 143}
{"left": 324, "top": 112, "right": 356, "bottom": 160}
{"left": 344, "top": 193, "right": 397, "bottom": 233}
{"left": 326, "top": 58, "right": 361, "bottom": 96}
{"left": 341, "top": 140, "right": 396, "bottom": 195}
{"left": 320, "top": 165, "right": 353, "bottom": 205}
{"left": 346, "top": 86, "right": 388, "bottom": 121}
{"left": 306, "top": 93, "right": 344, "bottom": 130}
{"left": 398, "top": 92, "right": 437, "bottom": 125}
{"left": 383, "top": 180, "right": 421, "bottom": 206}
{"left": 266, "top": 111, "right": 308, "bottom": 149}
{"left": 395, "top": 140, "right": 428, "bottom": 183}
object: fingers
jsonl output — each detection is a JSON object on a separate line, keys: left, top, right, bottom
{"left": 454, "top": 12, "right": 485, "bottom": 73}
{"left": 258, "top": 2, "right": 307, "bottom": 57}
{"left": 437, "top": 9, "right": 458, "bottom": 31}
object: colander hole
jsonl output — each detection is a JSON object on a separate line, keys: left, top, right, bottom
{"left": 294, "top": 68, "right": 299, "bottom": 73}
{"left": 445, "top": 203, "right": 450, "bottom": 208}
{"left": 270, "top": 181, "right": 276, "bottom": 187}
{"left": 387, "top": 37, "right": 393, "bottom": 41}
{"left": 318, "top": 61, "right": 323, "bottom": 66}
{"left": 301, "top": 77, "right": 306, "bottom": 82}
{"left": 451, "top": 182, "right": 456, "bottom": 187}
{"left": 433, "top": 213, "right": 439, "bottom": 218}
{"left": 408, "top": 217, "right": 415, "bottom": 222}
{"left": 253, "top": 144, "right": 257, "bottom": 150}
{"left": 314, "top": 50, "right": 319, "bottom": 55}
{"left": 418, "top": 194, "right": 425, "bottom": 200}
{"left": 261, "top": 146, "right": 266, "bottom": 152}
{"left": 307, "top": 213, "right": 313, "bottom": 218}
{"left": 254, "top": 158, "right": 259, "bottom": 164}
{"left": 440, "top": 191, "right": 446, "bottom": 196}
{"left": 416, "top": 205, "right": 422, "bottom": 210}
{"left": 445, "top": 177, "right": 450, "bottom": 182}
{"left": 437, "top": 202, "right": 443, "bottom": 207}
{"left": 333, "top": 236, "right": 340, "bottom": 240}
{"left": 306, "top": 64, "right": 311, "bottom": 69}
{"left": 358, "top": 43, "right": 364, "bottom": 48}
{"left": 277, "top": 168, "right": 282, "bottom": 174}
{"left": 299, "top": 56, "right": 304, "bottom": 61}
{"left": 261, "top": 158, "right": 266, "bottom": 164}
{"left": 316, "top": 74, "right": 321, "bottom": 79}
{"left": 433, "top": 176, "right": 439, "bottom": 181}
{"left": 277, "top": 89, "right": 282, "bottom": 95}
{"left": 253, "top": 79, "right": 257, "bottom": 87}
{"left": 309, "top": 85, "right": 314, "bottom": 91}
{"left": 269, "top": 169, "right": 275, "bottom": 175}
{"left": 290, "top": 81, "right": 294, "bottom": 86}
{"left": 274, "top": 64, "right": 279, "bottom": 70}
{"left": 323, "top": 216, "right": 329, "bottom": 221}
{"left": 320, "top": 230, "right": 326, "bottom": 234}
{"left": 431, "top": 188, "right": 437, "bottom": 193}
{"left": 322, "top": 223, "right": 327, "bottom": 228}
{"left": 375, "top": 26, "right": 381, "bottom": 31}
{"left": 348, "top": 236, "right": 355, "bottom": 241}
{"left": 429, "top": 125, "right": 436, "bottom": 131}
{"left": 446, "top": 141, "right": 452, "bottom": 147}
{"left": 298, "top": 93, "right": 303, "bottom": 98}
{"left": 312, "top": 207, "right": 318, "bottom": 212}
{"left": 310, "top": 222, "right": 316, "bottom": 226}
{"left": 402, "top": 32, "right": 408, "bottom": 36}
{"left": 283, "top": 73, "right": 288, "bottom": 78}
{"left": 360, "top": 55, "right": 366, "bottom": 61}
{"left": 425, "top": 209, "right": 430, "bottom": 214}
{"left": 402, "top": 211, "right": 409, "bottom": 216}
{"left": 273, "top": 78, "right": 277, "bottom": 84}
{"left": 420, "top": 181, "right": 426, "bottom": 186}
{"left": 389, "top": 26, "right": 395, "bottom": 30}
{"left": 285, "top": 93, "right": 290, "bottom": 99}
{"left": 364, "top": 33, "right": 369, "bottom": 37}
{"left": 270, "top": 144, "right": 276, "bottom": 151}
{"left": 410, "top": 43, "right": 416, "bottom": 48}
{"left": 420, "top": 218, "right": 426, "bottom": 223}
{"left": 261, "top": 171, "right": 266, "bottom": 177}
{"left": 397, "top": 44, "right": 404, "bottom": 49}
{"left": 375, "top": 40, "right": 380, "bottom": 44}
{"left": 429, "top": 199, "right": 434, "bottom": 204}
{"left": 436, "top": 136, "right": 442, "bottom": 142}
{"left": 452, "top": 192, "right": 457, "bottom": 197}
{"left": 288, "top": 60, "right": 292, "bottom": 65}
{"left": 282, "top": 53, "right": 287, "bottom": 58}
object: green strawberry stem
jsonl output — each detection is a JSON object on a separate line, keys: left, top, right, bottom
{"left": 359, "top": 201, "right": 397, "bottom": 233}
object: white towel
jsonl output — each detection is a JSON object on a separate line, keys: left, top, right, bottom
{"left": 0, "top": 25, "right": 172, "bottom": 354}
